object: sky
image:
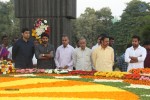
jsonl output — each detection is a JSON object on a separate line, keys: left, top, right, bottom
{"left": 77, "top": 0, "right": 150, "bottom": 18}
{"left": 0, "top": 0, "right": 150, "bottom": 18}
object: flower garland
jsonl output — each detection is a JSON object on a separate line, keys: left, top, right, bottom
{"left": 129, "top": 68, "right": 150, "bottom": 74}
{"left": 16, "top": 68, "right": 45, "bottom": 74}
{"left": 68, "top": 70, "right": 97, "bottom": 75}
{"left": 124, "top": 74, "right": 141, "bottom": 80}
{"left": 32, "top": 18, "right": 50, "bottom": 43}
{"left": 94, "top": 71, "right": 129, "bottom": 79}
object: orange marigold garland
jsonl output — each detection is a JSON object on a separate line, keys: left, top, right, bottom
{"left": 129, "top": 68, "right": 150, "bottom": 74}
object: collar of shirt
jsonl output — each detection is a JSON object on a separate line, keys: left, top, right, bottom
{"left": 99, "top": 45, "right": 109, "bottom": 50}
{"left": 41, "top": 43, "right": 49, "bottom": 47}
{"left": 21, "top": 38, "right": 29, "bottom": 43}
{"left": 131, "top": 45, "right": 141, "bottom": 50}
{"left": 61, "top": 44, "right": 69, "bottom": 48}
{"left": 96, "top": 43, "right": 101, "bottom": 46}
{"left": 79, "top": 47, "right": 87, "bottom": 51}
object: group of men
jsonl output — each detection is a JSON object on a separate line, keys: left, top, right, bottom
{"left": 1, "top": 28, "right": 150, "bottom": 72}
{"left": 9, "top": 28, "right": 114, "bottom": 72}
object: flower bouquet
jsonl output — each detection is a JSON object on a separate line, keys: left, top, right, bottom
{"left": 0, "top": 60, "right": 15, "bottom": 74}
{"left": 32, "top": 18, "right": 50, "bottom": 43}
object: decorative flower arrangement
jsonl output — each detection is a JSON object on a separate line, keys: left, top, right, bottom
{"left": 0, "top": 77, "right": 139, "bottom": 100}
{"left": 15, "top": 69, "right": 69, "bottom": 74}
{"left": 32, "top": 18, "right": 50, "bottom": 43}
{"left": 68, "top": 70, "right": 97, "bottom": 75}
{"left": 139, "top": 75, "right": 150, "bottom": 81}
{"left": 94, "top": 71, "right": 129, "bottom": 79}
{"left": 16, "top": 68, "right": 45, "bottom": 74}
{"left": 124, "top": 74, "right": 141, "bottom": 80}
{"left": 125, "top": 68, "right": 150, "bottom": 80}
{"left": 129, "top": 68, "right": 150, "bottom": 74}
{"left": 0, "top": 60, "right": 15, "bottom": 74}
{"left": 45, "top": 69, "right": 69, "bottom": 74}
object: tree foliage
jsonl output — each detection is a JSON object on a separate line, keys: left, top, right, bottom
{"left": 72, "top": 7, "right": 113, "bottom": 48}
{"left": 110, "top": 0, "right": 150, "bottom": 54}
{"left": 72, "top": 0, "right": 150, "bottom": 55}
{"left": 0, "top": 0, "right": 20, "bottom": 43}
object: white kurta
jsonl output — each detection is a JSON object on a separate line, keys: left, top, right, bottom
{"left": 92, "top": 43, "right": 99, "bottom": 51}
{"left": 73, "top": 47, "right": 92, "bottom": 71}
{"left": 55, "top": 44, "right": 74, "bottom": 70}
{"left": 8, "top": 46, "right": 12, "bottom": 60}
{"left": 125, "top": 45, "right": 147, "bottom": 71}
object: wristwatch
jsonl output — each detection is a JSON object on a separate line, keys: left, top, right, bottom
{"left": 42, "top": 54, "right": 45, "bottom": 56}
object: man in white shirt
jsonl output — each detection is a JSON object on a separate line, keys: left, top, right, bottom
{"left": 73, "top": 37, "right": 92, "bottom": 71}
{"left": 125, "top": 35, "right": 147, "bottom": 71}
{"left": 92, "top": 34, "right": 107, "bottom": 51}
{"left": 55, "top": 35, "right": 74, "bottom": 70}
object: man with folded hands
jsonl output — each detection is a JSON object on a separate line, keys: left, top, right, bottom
{"left": 35, "top": 32, "right": 55, "bottom": 69}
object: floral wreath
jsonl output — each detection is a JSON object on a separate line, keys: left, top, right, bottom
{"left": 32, "top": 18, "right": 50, "bottom": 43}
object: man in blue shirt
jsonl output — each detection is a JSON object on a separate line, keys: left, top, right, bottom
{"left": 12, "top": 28, "right": 34, "bottom": 68}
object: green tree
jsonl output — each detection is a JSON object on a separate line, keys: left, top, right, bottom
{"left": 0, "top": 1, "right": 11, "bottom": 36}
{"left": 72, "top": 7, "right": 113, "bottom": 48}
{"left": 96, "top": 7, "right": 114, "bottom": 34}
{"left": 0, "top": 0, "right": 20, "bottom": 43}
{"left": 7, "top": 0, "right": 20, "bottom": 38}
{"left": 110, "top": 0, "right": 150, "bottom": 55}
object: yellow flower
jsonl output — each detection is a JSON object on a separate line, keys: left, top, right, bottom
{"left": 1, "top": 64, "right": 4, "bottom": 66}
{"left": 1, "top": 68, "right": 6, "bottom": 72}
{"left": 36, "top": 36, "right": 40, "bottom": 40}
{"left": 32, "top": 29, "right": 36, "bottom": 36}
{"left": 12, "top": 69, "right": 15, "bottom": 73}
{"left": 7, "top": 70, "right": 10, "bottom": 74}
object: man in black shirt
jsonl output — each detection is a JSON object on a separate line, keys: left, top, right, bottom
{"left": 35, "top": 32, "right": 55, "bottom": 69}
{"left": 12, "top": 28, "right": 34, "bottom": 68}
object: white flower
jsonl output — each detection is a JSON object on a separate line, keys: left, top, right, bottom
{"left": 44, "top": 20, "right": 47, "bottom": 23}
{"left": 40, "top": 25, "right": 47, "bottom": 29}
{"left": 36, "top": 28, "right": 44, "bottom": 36}
{"left": 41, "top": 23, "right": 44, "bottom": 26}
{"left": 45, "top": 25, "right": 48, "bottom": 30}
{"left": 48, "top": 70, "right": 53, "bottom": 73}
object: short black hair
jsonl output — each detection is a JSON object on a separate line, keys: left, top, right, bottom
{"left": 21, "top": 28, "right": 29, "bottom": 33}
{"left": 12, "top": 37, "right": 18, "bottom": 43}
{"left": 132, "top": 35, "right": 140, "bottom": 41}
{"left": 109, "top": 36, "right": 114, "bottom": 40}
{"left": 62, "top": 34, "right": 69, "bottom": 38}
{"left": 100, "top": 35, "right": 109, "bottom": 41}
{"left": 97, "top": 34, "right": 107, "bottom": 39}
{"left": 41, "top": 32, "right": 49, "bottom": 38}
{"left": 1, "top": 35, "right": 8, "bottom": 40}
